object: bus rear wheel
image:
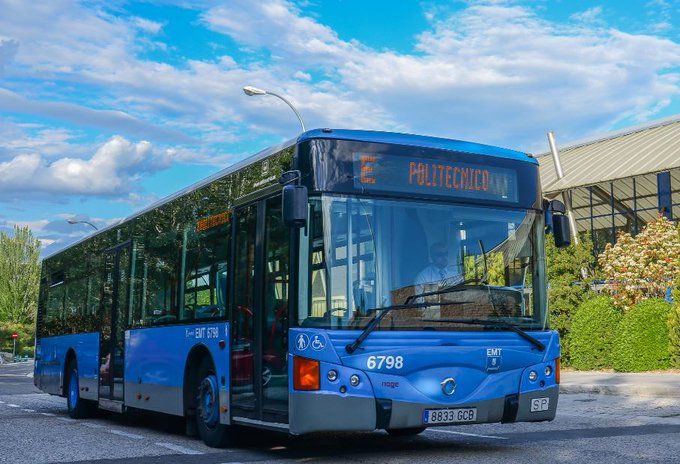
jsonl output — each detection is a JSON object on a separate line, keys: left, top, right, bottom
{"left": 386, "top": 427, "right": 426, "bottom": 437}
{"left": 195, "top": 358, "right": 231, "bottom": 447}
{"left": 66, "top": 360, "right": 92, "bottom": 419}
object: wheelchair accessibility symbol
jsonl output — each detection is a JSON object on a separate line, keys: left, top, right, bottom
{"left": 311, "top": 334, "right": 326, "bottom": 351}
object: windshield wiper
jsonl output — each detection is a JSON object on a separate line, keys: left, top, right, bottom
{"left": 403, "top": 278, "right": 486, "bottom": 305}
{"left": 345, "top": 280, "right": 507, "bottom": 354}
{"left": 344, "top": 301, "right": 469, "bottom": 354}
{"left": 423, "top": 318, "right": 545, "bottom": 351}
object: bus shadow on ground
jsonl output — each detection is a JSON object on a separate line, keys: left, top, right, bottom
{"left": 86, "top": 408, "right": 512, "bottom": 459}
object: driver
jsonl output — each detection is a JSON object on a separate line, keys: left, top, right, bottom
{"left": 415, "top": 242, "right": 463, "bottom": 290}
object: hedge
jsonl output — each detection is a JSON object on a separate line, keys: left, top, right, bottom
{"left": 569, "top": 295, "right": 622, "bottom": 370}
{"left": 613, "top": 298, "right": 671, "bottom": 372}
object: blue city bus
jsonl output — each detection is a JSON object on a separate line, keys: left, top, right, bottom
{"left": 34, "top": 129, "right": 570, "bottom": 447}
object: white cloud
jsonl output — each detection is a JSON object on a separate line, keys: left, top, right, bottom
{"left": 0, "top": 0, "right": 678, "bottom": 173}
{"left": 0, "top": 136, "right": 173, "bottom": 197}
{"left": 0, "top": 37, "right": 19, "bottom": 73}
{"left": 570, "top": 7, "right": 604, "bottom": 24}
{"left": 133, "top": 17, "right": 164, "bottom": 34}
{"left": 12, "top": 219, "right": 49, "bottom": 231}
{"left": 0, "top": 88, "right": 194, "bottom": 144}
{"left": 200, "top": 0, "right": 680, "bottom": 149}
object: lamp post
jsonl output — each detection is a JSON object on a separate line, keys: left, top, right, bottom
{"left": 243, "top": 86, "right": 306, "bottom": 133}
{"left": 67, "top": 219, "right": 98, "bottom": 231}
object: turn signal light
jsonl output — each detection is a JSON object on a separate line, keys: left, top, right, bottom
{"left": 293, "top": 356, "right": 320, "bottom": 390}
{"left": 555, "top": 357, "right": 560, "bottom": 384}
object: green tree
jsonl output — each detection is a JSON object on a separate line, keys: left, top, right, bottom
{"left": 0, "top": 226, "right": 41, "bottom": 325}
{"left": 545, "top": 231, "right": 595, "bottom": 365}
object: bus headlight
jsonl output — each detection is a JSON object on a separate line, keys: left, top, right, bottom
{"left": 327, "top": 370, "right": 338, "bottom": 382}
{"left": 528, "top": 370, "right": 537, "bottom": 382}
{"left": 349, "top": 374, "right": 360, "bottom": 386}
{"left": 544, "top": 365, "right": 552, "bottom": 377}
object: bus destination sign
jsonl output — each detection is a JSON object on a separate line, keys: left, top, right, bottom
{"left": 352, "top": 153, "right": 519, "bottom": 202}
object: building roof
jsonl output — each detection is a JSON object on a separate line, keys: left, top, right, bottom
{"left": 538, "top": 114, "right": 680, "bottom": 194}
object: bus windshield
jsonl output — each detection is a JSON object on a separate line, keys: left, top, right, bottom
{"left": 300, "top": 195, "right": 547, "bottom": 331}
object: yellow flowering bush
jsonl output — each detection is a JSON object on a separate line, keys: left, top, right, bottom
{"left": 598, "top": 215, "right": 680, "bottom": 310}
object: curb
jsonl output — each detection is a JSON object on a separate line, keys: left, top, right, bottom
{"left": 560, "top": 384, "right": 680, "bottom": 398}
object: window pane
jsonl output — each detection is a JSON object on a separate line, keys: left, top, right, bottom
{"left": 181, "top": 216, "right": 230, "bottom": 321}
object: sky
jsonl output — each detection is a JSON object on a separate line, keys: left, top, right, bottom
{"left": 0, "top": 0, "right": 678, "bottom": 256}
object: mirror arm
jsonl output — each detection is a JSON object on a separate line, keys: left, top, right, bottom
{"left": 279, "top": 170, "right": 302, "bottom": 187}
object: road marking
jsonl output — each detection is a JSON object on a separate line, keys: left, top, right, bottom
{"left": 155, "top": 442, "right": 204, "bottom": 455}
{"left": 40, "top": 413, "right": 55, "bottom": 417}
{"left": 57, "top": 417, "right": 74, "bottom": 422}
{"left": 81, "top": 423, "right": 105, "bottom": 429}
{"left": 109, "top": 430, "right": 145, "bottom": 440}
{"left": 6, "top": 404, "right": 20, "bottom": 408}
{"left": 0, "top": 400, "right": 5, "bottom": 403}
{"left": 426, "top": 429, "right": 508, "bottom": 440}
{"left": 21, "top": 408, "right": 36, "bottom": 412}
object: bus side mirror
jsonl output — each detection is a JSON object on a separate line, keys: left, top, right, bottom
{"left": 552, "top": 214, "right": 571, "bottom": 248}
{"left": 543, "top": 199, "right": 571, "bottom": 248}
{"left": 282, "top": 184, "right": 308, "bottom": 228}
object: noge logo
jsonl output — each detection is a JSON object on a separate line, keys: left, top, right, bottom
{"left": 382, "top": 381, "right": 400, "bottom": 389}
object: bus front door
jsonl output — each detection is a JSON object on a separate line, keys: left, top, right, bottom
{"left": 98, "top": 242, "right": 131, "bottom": 406}
{"left": 231, "top": 197, "right": 290, "bottom": 425}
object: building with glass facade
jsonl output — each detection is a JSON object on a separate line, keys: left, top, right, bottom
{"left": 538, "top": 114, "right": 680, "bottom": 255}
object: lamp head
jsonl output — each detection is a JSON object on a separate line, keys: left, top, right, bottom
{"left": 243, "top": 86, "right": 267, "bottom": 96}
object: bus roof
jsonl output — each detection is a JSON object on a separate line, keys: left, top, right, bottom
{"left": 45, "top": 129, "right": 534, "bottom": 259}
{"left": 298, "top": 129, "right": 536, "bottom": 165}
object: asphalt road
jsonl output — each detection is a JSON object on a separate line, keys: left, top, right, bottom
{"left": 3, "top": 362, "right": 680, "bottom": 463}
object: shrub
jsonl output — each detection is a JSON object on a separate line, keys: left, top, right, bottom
{"left": 569, "top": 295, "right": 622, "bottom": 370}
{"left": 613, "top": 298, "right": 671, "bottom": 372}
{"left": 546, "top": 231, "right": 595, "bottom": 365}
{"left": 668, "top": 257, "right": 680, "bottom": 367}
{"left": 598, "top": 216, "right": 680, "bottom": 309}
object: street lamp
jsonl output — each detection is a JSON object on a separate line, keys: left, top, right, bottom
{"left": 243, "top": 85, "right": 306, "bottom": 133}
{"left": 67, "top": 219, "right": 98, "bottom": 231}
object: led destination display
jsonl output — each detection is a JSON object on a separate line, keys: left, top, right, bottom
{"left": 352, "top": 153, "right": 519, "bottom": 202}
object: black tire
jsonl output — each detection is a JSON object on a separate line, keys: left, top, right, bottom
{"left": 66, "top": 360, "right": 92, "bottom": 419}
{"left": 195, "top": 358, "right": 231, "bottom": 447}
{"left": 386, "top": 427, "right": 426, "bottom": 437}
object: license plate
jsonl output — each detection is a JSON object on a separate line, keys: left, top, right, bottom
{"left": 530, "top": 397, "right": 550, "bottom": 412}
{"left": 423, "top": 408, "right": 477, "bottom": 424}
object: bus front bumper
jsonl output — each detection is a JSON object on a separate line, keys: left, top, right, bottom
{"left": 288, "top": 386, "right": 558, "bottom": 435}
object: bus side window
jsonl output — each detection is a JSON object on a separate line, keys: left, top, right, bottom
{"left": 45, "top": 274, "right": 65, "bottom": 336}
{"left": 134, "top": 230, "right": 180, "bottom": 326}
{"left": 181, "top": 220, "right": 230, "bottom": 321}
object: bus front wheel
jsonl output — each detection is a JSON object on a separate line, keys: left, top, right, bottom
{"left": 66, "top": 360, "right": 92, "bottom": 419}
{"left": 195, "top": 358, "right": 231, "bottom": 447}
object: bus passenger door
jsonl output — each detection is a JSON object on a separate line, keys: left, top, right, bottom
{"left": 231, "top": 196, "right": 290, "bottom": 424}
{"left": 99, "top": 242, "right": 131, "bottom": 404}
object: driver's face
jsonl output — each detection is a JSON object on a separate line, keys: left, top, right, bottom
{"left": 432, "top": 248, "right": 448, "bottom": 266}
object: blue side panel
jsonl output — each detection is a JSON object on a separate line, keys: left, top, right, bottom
{"left": 35, "top": 332, "right": 99, "bottom": 399}
{"left": 289, "top": 328, "right": 559, "bottom": 405}
{"left": 125, "top": 322, "right": 230, "bottom": 416}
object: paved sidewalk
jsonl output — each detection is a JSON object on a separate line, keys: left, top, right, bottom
{"left": 561, "top": 370, "right": 680, "bottom": 397}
